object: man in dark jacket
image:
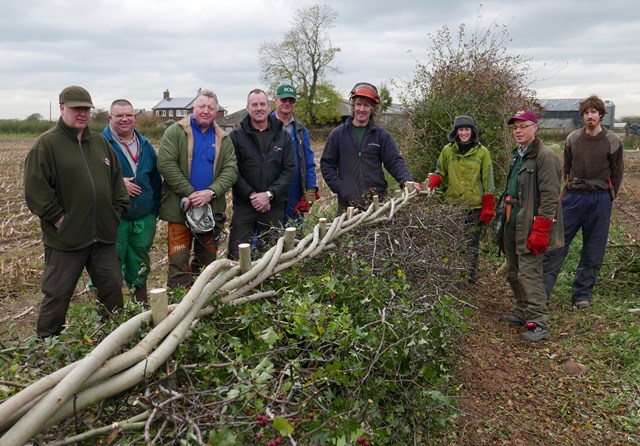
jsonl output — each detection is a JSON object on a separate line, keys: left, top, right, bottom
{"left": 99, "top": 99, "right": 161, "bottom": 302}
{"left": 320, "top": 82, "right": 413, "bottom": 214}
{"left": 24, "top": 85, "right": 130, "bottom": 338}
{"left": 227, "top": 88, "right": 295, "bottom": 260}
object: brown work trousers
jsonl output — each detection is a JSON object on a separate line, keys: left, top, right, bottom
{"left": 167, "top": 222, "right": 218, "bottom": 289}
{"left": 37, "top": 243, "right": 123, "bottom": 338}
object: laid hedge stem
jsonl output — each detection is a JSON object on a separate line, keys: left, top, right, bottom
{"left": 0, "top": 187, "right": 420, "bottom": 445}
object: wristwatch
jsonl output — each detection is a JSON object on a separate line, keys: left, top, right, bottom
{"left": 209, "top": 189, "right": 217, "bottom": 199}
{"left": 266, "top": 191, "right": 274, "bottom": 201}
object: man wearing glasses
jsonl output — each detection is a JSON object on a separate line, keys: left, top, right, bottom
{"left": 272, "top": 84, "right": 318, "bottom": 225}
{"left": 92, "top": 99, "right": 162, "bottom": 303}
{"left": 496, "top": 110, "right": 563, "bottom": 342}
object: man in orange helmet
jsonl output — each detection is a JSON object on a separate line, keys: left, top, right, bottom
{"left": 320, "top": 82, "right": 413, "bottom": 213}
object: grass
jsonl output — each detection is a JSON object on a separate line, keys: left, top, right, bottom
{"left": 529, "top": 225, "right": 639, "bottom": 435}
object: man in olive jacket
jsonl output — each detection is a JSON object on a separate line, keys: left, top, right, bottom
{"left": 24, "top": 85, "right": 130, "bottom": 338}
{"left": 496, "top": 110, "right": 563, "bottom": 342}
{"left": 158, "top": 89, "right": 238, "bottom": 289}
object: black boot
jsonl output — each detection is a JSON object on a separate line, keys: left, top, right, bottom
{"left": 133, "top": 284, "right": 148, "bottom": 304}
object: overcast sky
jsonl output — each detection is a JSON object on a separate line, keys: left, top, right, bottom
{"left": 1, "top": 0, "right": 638, "bottom": 121}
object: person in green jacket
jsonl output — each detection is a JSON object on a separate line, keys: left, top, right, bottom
{"left": 24, "top": 85, "right": 130, "bottom": 338}
{"left": 158, "top": 89, "right": 238, "bottom": 289}
{"left": 427, "top": 115, "right": 495, "bottom": 282}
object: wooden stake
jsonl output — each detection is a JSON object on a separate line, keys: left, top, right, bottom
{"left": 149, "top": 288, "right": 168, "bottom": 326}
{"left": 284, "top": 227, "right": 296, "bottom": 252}
{"left": 238, "top": 243, "right": 251, "bottom": 273}
{"left": 319, "top": 218, "right": 327, "bottom": 238}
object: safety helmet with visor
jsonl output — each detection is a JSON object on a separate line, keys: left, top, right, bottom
{"left": 349, "top": 82, "right": 380, "bottom": 104}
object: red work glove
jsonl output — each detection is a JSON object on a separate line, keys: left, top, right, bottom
{"left": 427, "top": 174, "right": 442, "bottom": 190}
{"left": 526, "top": 216, "right": 554, "bottom": 255}
{"left": 293, "top": 197, "right": 310, "bottom": 215}
{"left": 479, "top": 194, "right": 495, "bottom": 226}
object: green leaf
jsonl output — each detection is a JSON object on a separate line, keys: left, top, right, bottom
{"left": 261, "top": 326, "right": 277, "bottom": 346}
{"left": 273, "top": 417, "right": 294, "bottom": 434}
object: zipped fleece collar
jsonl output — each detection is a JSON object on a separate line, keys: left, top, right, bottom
{"left": 57, "top": 117, "right": 92, "bottom": 144}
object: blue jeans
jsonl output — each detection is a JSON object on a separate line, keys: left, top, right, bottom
{"left": 543, "top": 190, "right": 612, "bottom": 303}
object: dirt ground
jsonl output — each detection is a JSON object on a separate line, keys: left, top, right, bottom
{"left": 1, "top": 138, "right": 639, "bottom": 444}
{"left": 451, "top": 150, "right": 640, "bottom": 445}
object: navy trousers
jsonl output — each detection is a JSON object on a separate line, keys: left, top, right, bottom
{"left": 543, "top": 190, "right": 612, "bottom": 303}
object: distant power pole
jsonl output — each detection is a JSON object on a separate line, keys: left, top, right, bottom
{"left": 49, "top": 101, "right": 52, "bottom": 121}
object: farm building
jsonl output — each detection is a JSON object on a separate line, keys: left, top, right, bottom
{"left": 538, "top": 98, "right": 615, "bottom": 131}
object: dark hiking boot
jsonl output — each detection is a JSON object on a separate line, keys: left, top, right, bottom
{"left": 574, "top": 300, "right": 590, "bottom": 309}
{"left": 499, "top": 314, "right": 524, "bottom": 326}
{"left": 520, "top": 322, "right": 550, "bottom": 342}
{"left": 133, "top": 284, "right": 148, "bottom": 304}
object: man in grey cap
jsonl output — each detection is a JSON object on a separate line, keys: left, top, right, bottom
{"left": 24, "top": 85, "right": 130, "bottom": 338}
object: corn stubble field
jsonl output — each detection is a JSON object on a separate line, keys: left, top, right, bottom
{"left": 0, "top": 138, "right": 42, "bottom": 295}
{"left": 0, "top": 137, "right": 172, "bottom": 339}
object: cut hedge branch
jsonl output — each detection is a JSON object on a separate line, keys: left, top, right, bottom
{"left": 0, "top": 189, "right": 421, "bottom": 445}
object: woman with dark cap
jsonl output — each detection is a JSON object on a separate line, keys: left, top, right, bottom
{"left": 427, "top": 115, "right": 495, "bottom": 282}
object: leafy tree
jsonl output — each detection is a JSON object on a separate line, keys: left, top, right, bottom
{"left": 90, "top": 108, "right": 109, "bottom": 131}
{"left": 396, "top": 18, "right": 537, "bottom": 186}
{"left": 26, "top": 113, "right": 43, "bottom": 121}
{"left": 379, "top": 82, "right": 393, "bottom": 112}
{"left": 295, "top": 83, "right": 343, "bottom": 126}
{"left": 258, "top": 3, "right": 342, "bottom": 125}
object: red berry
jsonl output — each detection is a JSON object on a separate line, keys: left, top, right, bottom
{"left": 329, "top": 294, "right": 337, "bottom": 300}
{"left": 275, "top": 438, "right": 283, "bottom": 445}
{"left": 357, "top": 436, "right": 366, "bottom": 444}
{"left": 364, "top": 442, "right": 370, "bottom": 446}
{"left": 256, "top": 433, "right": 263, "bottom": 440}
{"left": 308, "top": 412, "right": 314, "bottom": 419}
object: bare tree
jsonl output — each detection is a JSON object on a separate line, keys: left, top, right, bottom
{"left": 258, "top": 3, "right": 342, "bottom": 125}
